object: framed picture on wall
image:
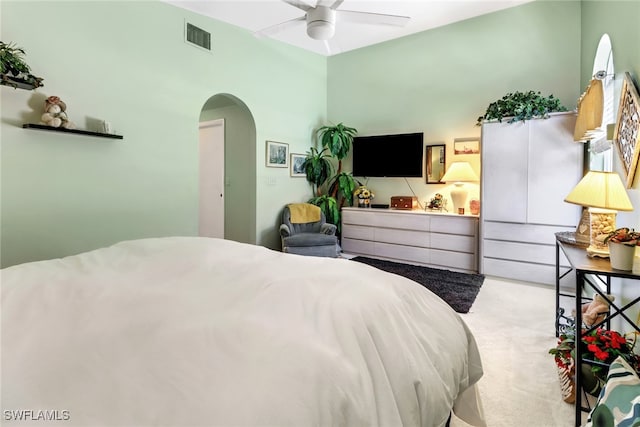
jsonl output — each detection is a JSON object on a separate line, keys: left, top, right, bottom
{"left": 290, "top": 153, "right": 306, "bottom": 177}
{"left": 454, "top": 137, "right": 480, "bottom": 155}
{"left": 613, "top": 72, "right": 640, "bottom": 188}
{"left": 266, "top": 141, "right": 289, "bottom": 168}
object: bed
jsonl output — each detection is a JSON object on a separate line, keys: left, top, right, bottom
{"left": 1, "top": 237, "right": 485, "bottom": 427}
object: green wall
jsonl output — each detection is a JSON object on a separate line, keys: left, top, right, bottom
{"left": 1, "top": 1, "right": 326, "bottom": 267}
{"left": 2, "top": 0, "right": 639, "bottom": 267}
{"left": 327, "top": 0, "right": 581, "bottom": 209}
{"left": 581, "top": 0, "right": 640, "bottom": 230}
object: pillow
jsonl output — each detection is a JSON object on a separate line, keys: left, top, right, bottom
{"left": 585, "top": 356, "right": 640, "bottom": 427}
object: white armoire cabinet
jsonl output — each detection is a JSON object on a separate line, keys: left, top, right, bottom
{"left": 480, "top": 112, "right": 584, "bottom": 285}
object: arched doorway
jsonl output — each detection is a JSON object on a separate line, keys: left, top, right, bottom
{"left": 199, "top": 94, "right": 257, "bottom": 244}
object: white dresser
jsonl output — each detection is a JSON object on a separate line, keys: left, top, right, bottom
{"left": 480, "top": 112, "right": 584, "bottom": 285}
{"left": 341, "top": 207, "right": 479, "bottom": 273}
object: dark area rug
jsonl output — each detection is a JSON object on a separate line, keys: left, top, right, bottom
{"left": 351, "top": 256, "right": 484, "bottom": 313}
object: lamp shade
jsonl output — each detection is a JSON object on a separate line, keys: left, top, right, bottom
{"left": 441, "top": 162, "right": 479, "bottom": 183}
{"left": 564, "top": 171, "right": 633, "bottom": 211}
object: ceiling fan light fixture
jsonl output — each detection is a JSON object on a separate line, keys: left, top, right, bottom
{"left": 307, "top": 21, "right": 334, "bottom": 40}
{"left": 306, "top": 6, "right": 336, "bottom": 40}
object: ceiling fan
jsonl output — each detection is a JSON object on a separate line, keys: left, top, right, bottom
{"left": 254, "top": 0, "right": 410, "bottom": 45}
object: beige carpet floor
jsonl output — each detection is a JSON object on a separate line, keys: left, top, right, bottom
{"left": 450, "top": 277, "right": 584, "bottom": 427}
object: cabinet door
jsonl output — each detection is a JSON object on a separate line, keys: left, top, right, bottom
{"left": 528, "top": 114, "right": 583, "bottom": 226}
{"left": 481, "top": 121, "right": 529, "bottom": 222}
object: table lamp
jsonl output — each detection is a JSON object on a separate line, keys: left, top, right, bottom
{"left": 564, "top": 171, "right": 634, "bottom": 257}
{"left": 441, "top": 162, "right": 479, "bottom": 214}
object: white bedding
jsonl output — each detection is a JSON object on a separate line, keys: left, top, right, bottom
{"left": 1, "top": 237, "right": 485, "bottom": 427}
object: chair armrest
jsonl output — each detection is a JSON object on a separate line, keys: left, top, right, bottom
{"left": 320, "top": 223, "right": 337, "bottom": 235}
{"left": 279, "top": 224, "right": 291, "bottom": 238}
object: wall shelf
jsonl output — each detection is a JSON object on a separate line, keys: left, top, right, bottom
{"left": 1, "top": 77, "right": 40, "bottom": 91}
{"left": 22, "top": 123, "right": 123, "bottom": 140}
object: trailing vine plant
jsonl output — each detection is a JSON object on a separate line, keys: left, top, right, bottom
{"left": 476, "top": 90, "right": 567, "bottom": 125}
{"left": 0, "top": 41, "right": 44, "bottom": 88}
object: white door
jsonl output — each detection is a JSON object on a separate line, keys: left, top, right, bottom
{"left": 199, "top": 119, "right": 224, "bottom": 238}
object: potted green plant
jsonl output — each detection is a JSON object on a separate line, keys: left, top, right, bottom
{"left": 301, "top": 147, "right": 333, "bottom": 197}
{"left": 307, "top": 194, "right": 340, "bottom": 228}
{"left": 476, "top": 90, "right": 566, "bottom": 125}
{"left": 317, "top": 122, "right": 357, "bottom": 174}
{"left": 604, "top": 227, "right": 639, "bottom": 270}
{"left": 0, "top": 41, "right": 44, "bottom": 89}
{"left": 317, "top": 122, "right": 361, "bottom": 209}
{"left": 328, "top": 172, "right": 362, "bottom": 208}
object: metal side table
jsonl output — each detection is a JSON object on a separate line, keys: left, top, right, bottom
{"left": 556, "top": 240, "right": 640, "bottom": 427}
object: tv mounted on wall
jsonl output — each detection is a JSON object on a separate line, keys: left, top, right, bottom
{"left": 352, "top": 132, "right": 424, "bottom": 178}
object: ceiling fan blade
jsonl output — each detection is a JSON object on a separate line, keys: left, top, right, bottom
{"left": 329, "top": 0, "right": 344, "bottom": 10}
{"left": 338, "top": 10, "right": 410, "bottom": 27}
{"left": 282, "top": 0, "right": 313, "bottom": 12}
{"left": 254, "top": 16, "right": 306, "bottom": 38}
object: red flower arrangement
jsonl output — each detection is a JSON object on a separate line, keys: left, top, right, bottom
{"left": 550, "top": 327, "right": 640, "bottom": 379}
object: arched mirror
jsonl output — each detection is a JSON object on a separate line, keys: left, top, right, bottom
{"left": 589, "top": 34, "right": 615, "bottom": 171}
{"left": 426, "top": 144, "right": 446, "bottom": 183}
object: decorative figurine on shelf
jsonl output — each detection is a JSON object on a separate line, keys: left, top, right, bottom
{"left": 427, "top": 193, "right": 446, "bottom": 211}
{"left": 354, "top": 185, "right": 374, "bottom": 208}
{"left": 41, "top": 95, "right": 75, "bottom": 129}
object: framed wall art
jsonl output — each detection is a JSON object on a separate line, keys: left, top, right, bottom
{"left": 266, "top": 140, "right": 289, "bottom": 168}
{"left": 613, "top": 72, "right": 640, "bottom": 188}
{"left": 454, "top": 137, "right": 480, "bottom": 155}
{"left": 290, "top": 153, "right": 306, "bottom": 177}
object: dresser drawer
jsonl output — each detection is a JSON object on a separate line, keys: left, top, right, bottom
{"left": 342, "top": 224, "right": 374, "bottom": 241}
{"left": 375, "top": 228, "right": 430, "bottom": 248}
{"left": 374, "top": 242, "right": 430, "bottom": 265}
{"left": 482, "top": 258, "right": 560, "bottom": 286}
{"left": 431, "top": 233, "right": 477, "bottom": 253}
{"left": 431, "top": 215, "right": 478, "bottom": 236}
{"left": 483, "top": 221, "right": 571, "bottom": 245}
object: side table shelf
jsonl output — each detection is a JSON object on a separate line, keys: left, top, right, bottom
{"left": 555, "top": 238, "right": 640, "bottom": 427}
{"left": 22, "top": 124, "right": 123, "bottom": 140}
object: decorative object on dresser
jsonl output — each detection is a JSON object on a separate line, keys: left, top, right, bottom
{"left": 613, "top": 72, "right": 640, "bottom": 188}
{"left": 341, "top": 207, "right": 479, "bottom": 273}
{"left": 350, "top": 256, "right": 484, "bottom": 313}
{"left": 440, "top": 162, "right": 479, "bottom": 215}
{"left": 563, "top": 171, "right": 634, "bottom": 258}
{"left": 390, "top": 196, "right": 417, "bottom": 210}
{"left": 480, "top": 112, "right": 583, "bottom": 285}
{"left": 427, "top": 193, "right": 446, "bottom": 211}
{"left": 469, "top": 199, "right": 480, "bottom": 215}
{"left": 353, "top": 185, "right": 374, "bottom": 208}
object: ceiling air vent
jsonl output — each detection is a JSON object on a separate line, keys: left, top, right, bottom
{"left": 185, "top": 22, "right": 211, "bottom": 51}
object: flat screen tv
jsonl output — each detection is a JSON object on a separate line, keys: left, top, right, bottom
{"left": 352, "top": 132, "right": 423, "bottom": 178}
